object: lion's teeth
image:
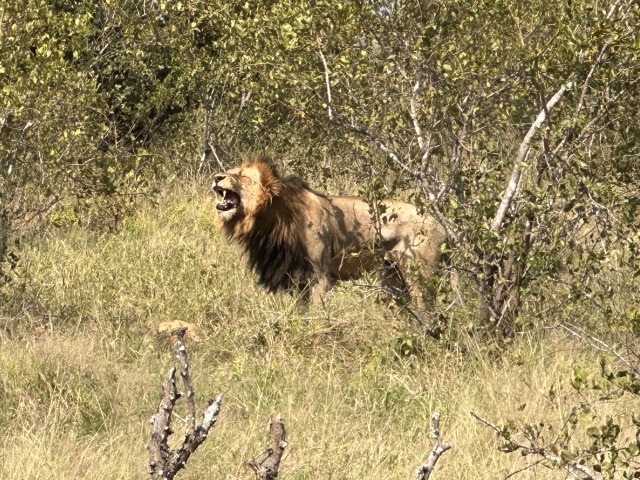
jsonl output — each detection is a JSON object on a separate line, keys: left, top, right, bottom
{"left": 223, "top": 189, "right": 227, "bottom": 199}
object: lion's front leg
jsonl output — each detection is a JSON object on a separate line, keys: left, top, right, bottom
{"left": 383, "top": 251, "right": 435, "bottom": 314}
{"left": 309, "top": 274, "right": 331, "bottom": 306}
{"left": 382, "top": 254, "right": 408, "bottom": 299}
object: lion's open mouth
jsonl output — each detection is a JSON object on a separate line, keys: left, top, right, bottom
{"left": 213, "top": 186, "right": 241, "bottom": 211}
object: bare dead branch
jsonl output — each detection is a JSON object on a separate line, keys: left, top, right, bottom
{"left": 147, "top": 328, "right": 223, "bottom": 480}
{"left": 471, "top": 412, "right": 603, "bottom": 480}
{"left": 177, "top": 331, "right": 196, "bottom": 443}
{"left": 491, "top": 78, "right": 577, "bottom": 232}
{"left": 415, "top": 412, "right": 452, "bottom": 480}
{"left": 148, "top": 367, "right": 178, "bottom": 478}
{"left": 247, "top": 414, "right": 288, "bottom": 480}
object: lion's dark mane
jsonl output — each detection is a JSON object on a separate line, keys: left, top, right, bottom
{"left": 236, "top": 171, "right": 316, "bottom": 293}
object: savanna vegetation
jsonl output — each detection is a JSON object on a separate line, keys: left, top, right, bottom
{"left": 1, "top": 0, "right": 640, "bottom": 478}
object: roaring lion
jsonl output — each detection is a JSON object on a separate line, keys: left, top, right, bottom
{"left": 212, "top": 156, "right": 446, "bottom": 307}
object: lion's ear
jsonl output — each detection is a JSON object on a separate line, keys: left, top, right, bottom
{"left": 249, "top": 156, "right": 283, "bottom": 197}
{"left": 248, "top": 154, "right": 275, "bottom": 168}
{"left": 246, "top": 155, "right": 277, "bottom": 176}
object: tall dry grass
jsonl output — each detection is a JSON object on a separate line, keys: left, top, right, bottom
{"left": 1, "top": 180, "right": 638, "bottom": 479}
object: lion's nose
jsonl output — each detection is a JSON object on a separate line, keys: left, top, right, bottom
{"left": 214, "top": 175, "right": 226, "bottom": 183}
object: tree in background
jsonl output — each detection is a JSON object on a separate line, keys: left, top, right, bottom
{"left": 224, "top": 0, "right": 640, "bottom": 336}
{"left": 2, "top": 0, "right": 638, "bottom": 336}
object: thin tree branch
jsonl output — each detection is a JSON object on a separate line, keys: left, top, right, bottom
{"left": 491, "top": 77, "right": 577, "bottom": 231}
{"left": 207, "top": 140, "right": 225, "bottom": 172}
{"left": 410, "top": 79, "right": 429, "bottom": 157}
{"left": 503, "top": 458, "right": 547, "bottom": 480}
{"left": 330, "top": 117, "right": 413, "bottom": 175}
{"left": 198, "top": 105, "right": 211, "bottom": 174}
{"left": 576, "top": 44, "right": 610, "bottom": 116}
{"left": 316, "top": 46, "right": 412, "bottom": 176}
{"left": 560, "top": 322, "right": 638, "bottom": 377}
{"left": 318, "top": 48, "right": 334, "bottom": 120}
{"left": 471, "top": 412, "right": 603, "bottom": 480}
{"left": 13, "top": 194, "right": 62, "bottom": 230}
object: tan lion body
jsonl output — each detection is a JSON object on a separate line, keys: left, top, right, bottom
{"left": 213, "top": 156, "right": 446, "bottom": 306}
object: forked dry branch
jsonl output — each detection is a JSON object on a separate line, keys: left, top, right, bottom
{"left": 147, "top": 328, "right": 223, "bottom": 480}
{"left": 147, "top": 328, "right": 449, "bottom": 480}
{"left": 415, "top": 412, "right": 452, "bottom": 480}
{"left": 247, "top": 414, "right": 288, "bottom": 480}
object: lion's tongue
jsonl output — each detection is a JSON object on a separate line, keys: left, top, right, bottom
{"left": 216, "top": 190, "right": 240, "bottom": 211}
{"left": 226, "top": 191, "right": 239, "bottom": 206}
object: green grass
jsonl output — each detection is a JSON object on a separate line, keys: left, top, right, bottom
{"left": 1, "top": 180, "right": 638, "bottom": 479}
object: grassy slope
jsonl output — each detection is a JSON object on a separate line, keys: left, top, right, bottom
{"left": 1, "top": 181, "right": 636, "bottom": 479}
